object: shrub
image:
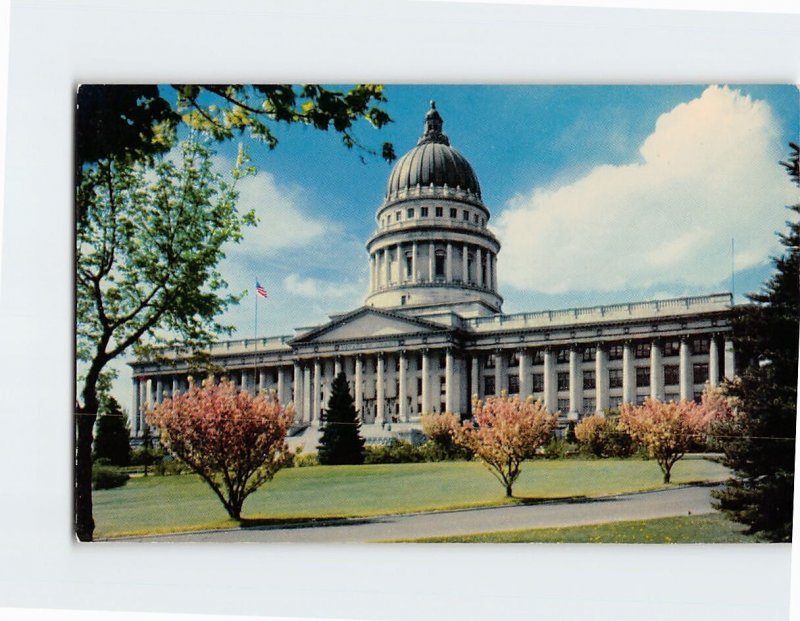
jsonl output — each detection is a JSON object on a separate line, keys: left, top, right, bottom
{"left": 420, "top": 413, "right": 463, "bottom": 460}
{"left": 364, "top": 439, "right": 424, "bottom": 464}
{"left": 92, "top": 465, "right": 129, "bottom": 490}
{"left": 575, "top": 414, "right": 608, "bottom": 457}
{"left": 294, "top": 452, "right": 320, "bottom": 467}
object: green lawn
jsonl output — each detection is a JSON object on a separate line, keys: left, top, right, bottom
{"left": 94, "top": 457, "right": 729, "bottom": 538}
{"left": 390, "top": 512, "right": 752, "bottom": 543}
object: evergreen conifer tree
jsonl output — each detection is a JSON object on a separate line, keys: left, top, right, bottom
{"left": 93, "top": 396, "right": 131, "bottom": 466}
{"left": 713, "top": 143, "right": 799, "bottom": 541}
{"left": 317, "top": 372, "right": 365, "bottom": 465}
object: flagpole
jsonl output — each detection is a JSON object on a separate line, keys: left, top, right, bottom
{"left": 254, "top": 287, "right": 258, "bottom": 341}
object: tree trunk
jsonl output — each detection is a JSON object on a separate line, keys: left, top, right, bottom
{"left": 75, "top": 408, "right": 96, "bottom": 541}
{"left": 663, "top": 468, "right": 671, "bottom": 484}
{"left": 506, "top": 484, "right": 513, "bottom": 497}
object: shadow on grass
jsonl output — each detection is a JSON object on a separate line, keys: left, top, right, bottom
{"left": 237, "top": 516, "right": 378, "bottom": 530}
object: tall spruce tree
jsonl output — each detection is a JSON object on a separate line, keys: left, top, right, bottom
{"left": 317, "top": 372, "right": 365, "bottom": 465}
{"left": 93, "top": 396, "right": 131, "bottom": 467}
{"left": 712, "top": 142, "right": 799, "bottom": 542}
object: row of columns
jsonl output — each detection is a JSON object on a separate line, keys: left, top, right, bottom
{"left": 369, "top": 241, "right": 496, "bottom": 292}
{"left": 471, "top": 335, "right": 735, "bottom": 415}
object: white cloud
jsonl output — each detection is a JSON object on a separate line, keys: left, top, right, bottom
{"left": 284, "top": 273, "right": 362, "bottom": 299}
{"left": 495, "top": 86, "right": 799, "bottom": 294}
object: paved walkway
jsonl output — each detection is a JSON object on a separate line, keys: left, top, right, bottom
{"left": 120, "top": 484, "right": 719, "bottom": 543}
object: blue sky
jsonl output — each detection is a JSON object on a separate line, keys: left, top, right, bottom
{"left": 200, "top": 84, "right": 798, "bottom": 339}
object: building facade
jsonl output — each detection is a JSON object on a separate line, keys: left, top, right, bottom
{"left": 130, "top": 102, "right": 736, "bottom": 439}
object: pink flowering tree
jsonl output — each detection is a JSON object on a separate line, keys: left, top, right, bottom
{"left": 454, "top": 394, "right": 557, "bottom": 497}
{"left": 574, "top": 414, "right": 609, "bottom": 457}
{"left": 618, "top": 397, "right": 709, "bottom": 484}
{"left": 147, "top": 377, "right": 294, "bottom": 519}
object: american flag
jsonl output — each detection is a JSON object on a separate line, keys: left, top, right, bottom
{"left": 255, "top": 281, "right": 268, "bottom": 298}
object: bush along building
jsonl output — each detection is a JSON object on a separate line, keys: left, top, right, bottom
{"left": 130, "top": 102, "right": 736, "bottom": 445}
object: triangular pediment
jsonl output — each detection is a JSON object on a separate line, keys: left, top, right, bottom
{"left": 291, "top": 307, "right": 447, "bottom": 345}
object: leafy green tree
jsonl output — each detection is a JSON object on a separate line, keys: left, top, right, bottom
{"left": 317, "top": 372, "right": 365, "bottom": 465}
{"left": 712, "top": 143, "right": 799, "bottom": 542}
{"left": 75, "top": 84, "right": 394, "bottom": 541}
{"left": 93, "top": 396, "right": 131, "bottom": 467}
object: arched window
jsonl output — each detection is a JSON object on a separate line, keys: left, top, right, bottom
{"left": 405, "top": 252, "right": 413, "bottom": 279}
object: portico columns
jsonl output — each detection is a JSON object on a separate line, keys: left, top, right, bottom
{"left": 384, "top": 248, "right": 391, "bottom": 286}
{"left": 622, "top": 341, "right": 635, "bottom": 404}
{"left": 156, "top": 378, "right": 163, "bottom": 404}
{"left": 446, "top": 243, "right": 453, "bottom": 282}
{"left": 398, "top": 351, "right": 408, "bottom": 421}
{"left": 354, "top": 355, "right": 363, "bottom": 418}
{"left": 709, "top": 336, "right": 720, "bottom": 386}
{"left": 293, "top": 362, "right": 303, "bottom": 422}
{"left": 519, "top": 349, "right": 531, "bottom": 398}
{"left": 334, "top": 357, "right": 342, "bottom": 377}
{"left": 445, "top": 348, "right": 454, "bottom": 413}
{"left": 303, "top": 365, "right": 312, "bottom": 422}
{"left": 396, "top": 243, "right": 402, "bottom": 283}
{"left": 470, "top": 355, "right": 480, "bottom": 400}
{"left": 569, "top": 347, "right": 581, "bottom": 415}
{"left": 140, "top": 379, "right": 149, "bottom": 432}
{"left": 172, "top": 376, "right": 178, "bottom": 399}
{"left": 276, "top": 367, "right": 285, "bottom": 404}
{"left": 543, "top": 349, "right": 556, "bottom": 413}
{"left": 494, "top": 350, "right": 503, "bottom": 395}
{"left": 679, "top": 338, "right": 692, "bottom": 401}
{"left": 412, "top": 242, "right": 418, "bottom": 283}
{"left": 131, "top": 377, "right": 140, "bottom": 437}
{"left": 476, "top": 248, "right": 483, "bottom": 287}
{"left": 461, "top": 245, "right": 468, "bottom": 283}
{"left": 313, "top": 359, "right": 321, "bottom": 423}
{"left": 595, "top": 345, "right": 609, "bottom": 414}
{"left": 421, "top": 349, "right": 431, "bottom": 414}
{"left": 724, "top": 337, "right": 736, "bottom": 379}
{"left": 428, "top": 242, "right": 435, "bottom": 281}
{"left": 376, "top": 354, "right": 385, "bottom": 425}
{"left": 650, "top": 340, "right": 664, "bottom": 401}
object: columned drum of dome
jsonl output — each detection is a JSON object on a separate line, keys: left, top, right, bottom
{"left": 365, "top": 102, "right": 503, "bottom": 317}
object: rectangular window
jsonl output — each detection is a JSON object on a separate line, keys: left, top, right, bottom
{"left": 609, "top": 396, "right": 623, "bottom": 409}
{"left": 664, "top": 365, "right": 680, "bottom": 385}
{"left": 439, "top": 354, "right": 446, "bottom": 369}
{"left": 395, "top": 210, "right": 401, "bottom": 221}
{"left": 407, "top": 207, "right": 415, "bottom": 219}
{"left": 557, "top": 371, "right": 570, "bottom": 391}
{"left": 608, "top": 344, "right": 624, "bottom": 360}
{"left": 435, "top": 206, "right": 443, "bottom": 217}
{"left": 583, "top": 370, "right": 596, "bottom": 390}
{"left": 463, "top": 209, "right": 470, "bottom": 221}
{"left": 664, "top": 340, "right": 681, "bottom": 357}
{"left": 665, "top": 392, "right": 680, "bottom": 402}
{"left": 450, "top": 207, "right": 457, "bottom": 218}
{"left": 484, "top": 376, "right": 495, "bottom": 395}
{"left": 508, "top": 375, "right": 520, "bottom": 394}
{"left": 635, "top": 342, "right": 651, "bottom": 359}
{"left": 609, "top": 368, "right": 623, "bottom": 388}
{"left": 484, "top": 354, "right": 496, "bottom": 369}
{"left": 417, "top": 377, "right": 422, "bottom": 396}
{"left": 692, "top": 337, "right": 710, "bottom": 355}
{"left": 532, "top": 373, "right": 544, "bottom": 392}
{"left": 533, "top": 350, "right": 545, "bottom": 365}
{"left": 508, "top": 351, "right": 520, "bottom": 367}
{"left": 557, "top": 398, "right": 570, "bottom": 412}
{"left": 583, "top": 398, "right": 596, "bottom": 414}
{"left": 583, "top": 346, "right": 596, "bottom": 362}
{"left": 693, "top": 363, "right": 709, "bottom": 385}
{"left": 474, "top": 213, "right": 479, "bottom": 224}
{"left": 421, "top": 206, "right": 429, "bottom": 217}
{"left": 636, "top": 394, "right": 647, "bottom": 405}
{"left": 556, "top": 348, "right": 570, "bottom": 363}
{"left": 636, "top": 366, "right": 650, "bottom": 387}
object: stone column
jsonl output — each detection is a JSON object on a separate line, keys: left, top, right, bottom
{"left": 396, "top": 243, "right": 402, "bottom": 283}
{"left": 622, "top": 341, "right": 635, "bottom": 404}
{"left": 334, "top": 357, "right": 342, "bottom": 377}
{"left": 131, "top": 377, "right": 140, "bottom": 437}
{"left": 412, "top": 242, "right": 418, "bottom": 283}
{"left": 421, "top": 349, "right": 431, "bottom": 414}
{"left": 679, "top": 338, "right": 692, "bottom": 401}
{"left": 172, "top": 376, "right": 178, "bottom": 399}
{"left": 462, "top": 244, "right": 468, "bottom": 283}
{"left": 354, "top": 355, "right": 363, "bottom": 418}
{"left": 140, "top": 379, "right": 148, "bottom": 432}
{"left": 446, "top": 242, "right": 453, "bottom": 282}
{"left": 277, "top": 367, "right": 285, "bottom": 404}
{"left": 303, "top": 365, "right": 312, "bottom": 422}
{"left": 155, "top": 378, "right": 163, "bottom": 404}
{"left": 293, "top": 362, "right": 303, "bottom": 422}
{"left": 569, "top": 347, "right": 581, "bottom": 415}
{"left": 491, "top": 254, "right": 497, "bottom": 290}
{"left": 313, "top": 359, "right": 321, "bottom": 423}
{"left": 724, "top": 337, "right": 736, "bottom": 379}
{"left": 369, "top": 255, "right": 375, "bottom": 292}
{"left": 519, "top": 349, "right": 531, "bottom": 398}
{"left": 428, "top": 241, "right": 435, "bottom": 281}
{"left": 476, "top": 247, "right": 483, "bottom": 287}
{"left": 471, "top": 355, "right": 480, "bottom": 400}
{"left": 398, "top": 351, "right": 408, "bottom": 421}
{"left": 494, "top": 350, "right": 503, "bottom": 396}
{"left": 445, "top": 348, "right": 454, "bottom": 413}
{"left": 145, "top": 378, "right": 153, "bottom": 410}
{"left": 595, "top": 345, "right": 609, "bottom": 414}
{"left": 544, "top": 349, "right": 557, "bottom": 413}
{"left": 650, "top": 340, "right": 664, "bottom": 401}
{"left": 384, "top": 248, "right": 391, "bottom": 287}
{"left": 709, "top": 336, "right": 720, "bottom": 386}
{"left": 376, "top": 353, "right": 385, "bottom": 425}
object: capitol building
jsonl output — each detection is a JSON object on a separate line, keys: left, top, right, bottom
{"left": 130, "top": 102, "right": 737, "bottom": 441}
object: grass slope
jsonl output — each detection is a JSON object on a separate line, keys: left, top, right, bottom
{"left": 390, "top": 513, "right": 752, "bottom": 543}
{"left": 94, "top": 457, "right": 728, "bottom": 538}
